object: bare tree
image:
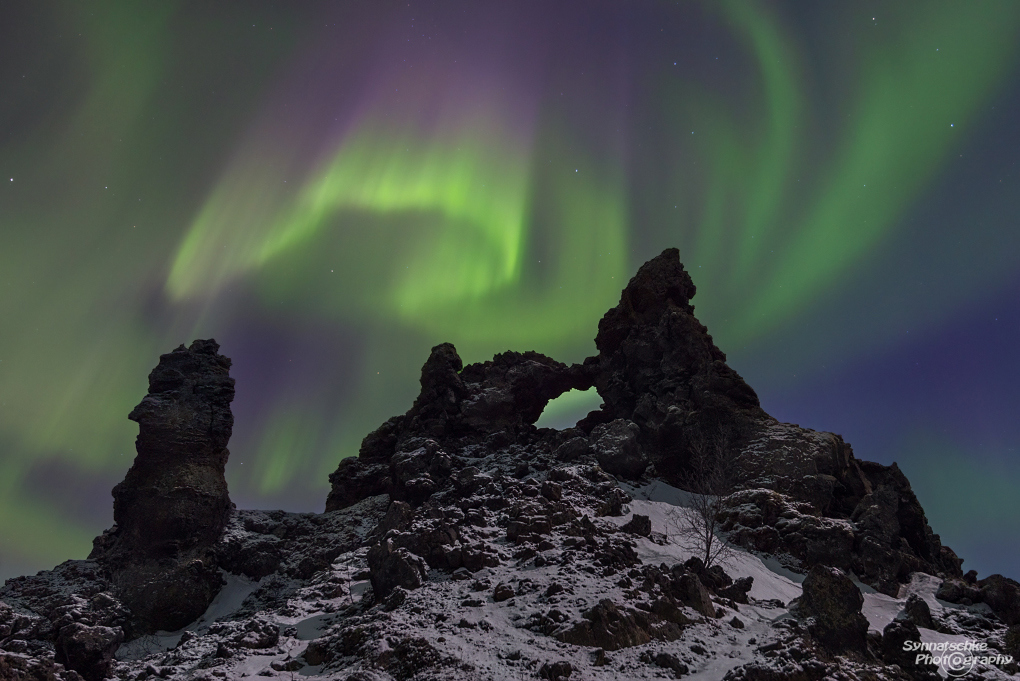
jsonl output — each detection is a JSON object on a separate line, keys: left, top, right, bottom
{"left": 666, "top": 429, "right": 734, "bottom": 570}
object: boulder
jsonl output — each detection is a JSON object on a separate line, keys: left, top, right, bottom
{"left": 621, "top": 514, "right": 652, "bottom": 537}
{"left": 976, "top": 574, "right": 1020, "bottom": 625}
{"left": 900, "top": 593, "right": 934, "bottom": 630}
{"left": 325, "top": 343, "right": 593, "bottom": 510}
{"left": 791, "top": 565, "right": 869, "bottom": 654}
{"left": 590, "top": 420, "right": 647, "bottom": 479}
{"left": 675, "top": 572, "right": 717, "bottom": 618}
{"left": 55, "top": 623, "right": 124, "bottom": 681}
{"left": 367, "top": 541, "right": 428, "bottom": 600}
{"left": 556, "top": 600, "right": 656, "bottom": 651}
{"left": 881, "top": 620, "right": 940, "bottom": 678}
{"left": 539, "top": 661, "right": 573, "bottom": 680}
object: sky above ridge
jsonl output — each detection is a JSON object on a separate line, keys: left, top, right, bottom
{"left": 1, "top": 0, "right": 1018, "bottom": 583}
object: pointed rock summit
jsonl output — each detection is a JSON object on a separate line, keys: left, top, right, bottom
{"left": 4, "top": 249, "right": 1011, "bottom": 681}
{"left": 90, "top": 339, "right": 235, "bottom": 632}
{"left": 327, "top": 248, "right": 962, "bottom": 596}
{"left": 589, "top": 247, "right": 764, "bottom": 480}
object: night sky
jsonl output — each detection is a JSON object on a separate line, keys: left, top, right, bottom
{"left": 2, "top": 1, "right": 1018, "bottom": 585}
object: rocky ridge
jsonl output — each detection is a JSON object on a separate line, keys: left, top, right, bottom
{"left": 2, "top": 249, "right": 1018, "bottom": 681}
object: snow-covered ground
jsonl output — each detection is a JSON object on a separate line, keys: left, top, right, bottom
{"left": 105, "top": 480, "right": 1014, "bottom": 680}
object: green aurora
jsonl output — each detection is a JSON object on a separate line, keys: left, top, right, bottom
{"left": 1, "top": 0, "right": 1019, "bottom": 581}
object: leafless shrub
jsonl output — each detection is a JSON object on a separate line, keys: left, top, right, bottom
{"left": 665, "top": 429, "right": 734, "bottom": 570}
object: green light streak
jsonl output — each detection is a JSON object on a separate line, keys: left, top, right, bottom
{"left": 720, "top": 0, "right": 800, "bottom": 285}
{"left": 727, "top": 3, "right": 1020, "bottom": 342}
{"left": 0, "top": 459, "right": 95, "bottom": 566}
{"left": 535, "top": 387, "right": 602, "bottom": 430}
{"left": 168, "top": 115, "right": 532, "bottom": 310}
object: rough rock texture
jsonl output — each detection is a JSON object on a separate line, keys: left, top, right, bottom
{"left": 880, "top": 620, "right": 940, "bottom": 678}
{"left": 589, "top": 420, "right": 647, "bottom": 479}
{"left": 53, "top": 624, "right": 122, "bottom": 681}
{"left": 326, "top": 249, "right": 960, "bottom": 598}
{"left": 89, "top": 339, "right": 235, "bottom": 634}
{"left": 790, "top": 566, "right": 869, "bottom": 654}
{"left": 555, "top": 599, "right": 682, "bottom": 651}
{"left": 589, "top": 248, "right": 764, "bottom": 479}
{"left": 5, "top": 249, "right": 1011, "bottom": 681}
{"left": 326, "top": 347, "right": 593, "bottom": 512}
{"left": 938, "top": 573, "right": 1020, "bottom": 626}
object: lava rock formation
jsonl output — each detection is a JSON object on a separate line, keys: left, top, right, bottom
{"left": 90, "top": 339, "right": 235, "bottom": 633}
{"left": 3, "top": 249, "right": 1016, "bottom": 681}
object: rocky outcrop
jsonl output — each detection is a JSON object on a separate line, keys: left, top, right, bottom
{"left": 326, "top": 348, "right": 593, "bottom": 512}
{"left": 790, "top": 565, "right": 869, "bottom": 655}
{"left": 880, "top": 620, "right": 940, "bottom": 678}
{"left": 54, "top": 623, "right": 122, "bottom": 681}
{"left": 589, "top": 251, "right": 962, "bottom": 594}
{"left": 589, "top": 420, "right": 647, "bottom": 479}
{"left": 589, "top": 248, "right": 764, "bottom": 481}
{"left": 322, "top": 249, "right": 961, "bottom": 599}
{"left": 938, "top": 572, "right": 1020, "bottom": 625}
{"left": 89, "top": 339, "right": 235, "bottom": 634}
{"left": 555, "top": 599, "right": 683, "bottom": 651}
{"left": 7, "top": 248, "right": 1001, "bottom": 681}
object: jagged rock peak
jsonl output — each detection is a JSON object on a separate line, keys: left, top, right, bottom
{"left": 325, "top": 343, "right": 593, "bottom": 512}
{"left": 90, "top": 338, "right": 235, "bottom": 633}
{"left": 325, "top": 248, "right": 963, "bottom": 598}
{"left": 108, "top": 338, "right": 234, "bottom": 555}
{"left": 595, "top": 247, "right": 697, "bottom": 355}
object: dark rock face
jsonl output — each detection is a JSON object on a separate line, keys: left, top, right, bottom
{"left": 938, "top": 573, "right": 1020, "bottom": 625}
{"left": 555, "top": 599, "right": 682, "bottom": 651}
{"left": 2, "top": 249, "right": 1013, "bottom": 681}
{"left": 591, "top": 248, "right": 763, "bottom": 481}
{"left": 216, "top": 497, "right": 389, "bottom": 580}
{"left": 54, "top": 623, "right": 123, "bottom": 681}
{"left": 880, "top": 620, "right": 940, "bottom": 678}
{"left": 848, "top": 460, "right": 962, "bottom": 595}
{"left": 325, "top": 248, "right": 962, "bottom": 598}
{"left": 977, "top": 574, "right": 1020, "bottom": 626}
{"left": 89, "top": 339, "right": 235, "bottom": 633}
{"left": 539, "top": 660, "right": 573, "bottom": 680}
{"left": 589, "top": 419, "right": 647, "bottom": 479}
{"left": 900, "top": 593, "right": 934, "bottom": 630}
{"left": 326, "top": 347, "right": 592, "bottom": 512}
{"left": 0, "top": 652, "right": 84, "bottom": 681}
{"left": 620, "top": 514, "right": 652, "bottom": 537}
{"left": 790, "top": 565, "right": 868, "bottom": 654}
{"left": 367, "top": 541, "right": 429, "bottom": 599}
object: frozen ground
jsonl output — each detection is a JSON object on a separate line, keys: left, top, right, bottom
{"left": 100, "top": 480, "right": 1016, "bottom": 680}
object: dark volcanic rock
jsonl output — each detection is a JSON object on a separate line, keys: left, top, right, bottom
{"left": 938, "top": 573, "right": 1020, "bottom": 626}
{"left": 849, "top": 460, "right": 963, "bottom": 595}
{"left": 900, "top": 593, "right": 934, "bottom": 630}
{"left": 790, "top": 565, "right": 868, "bottom": 654}
{"left": 977, "top": 573, "right": 1020, "bottom": 626}
{"left": 591, "top": 248, "right": 763, "bottom": 481}
{"left": 2, "top": 248, "right": 1007, "bottom": 681}
{"left": 0, "top": 652, "right": 84, "bottom": 681}
{"left": 89, "top": 339, "right": 234, "bottom": 633}
{"left": 589, "top": 250, "right": 961, "bottom": 595}
{"left": 321, "top": 248, "right": 961, "bottom": 599}
{"left": 621, "top": 514, "right": 652, "bottom": 537}
{"left": 368, "top": 541, "right": 429, "bottom": 600}
{"left": 881, "top": 620, "right": 940, "bottom": 678}
{"left": 539, "top": 660, "right": 573, "bottom": 680}
{"left": 590, "top": 419, "right": 647, "bottom": 479}
{"left": 54, "top": 623, "right": 123, "bottom": 681}
{"left": 326, "top": 345, "right": 593, "bottom": 511}
{"left": 556, "top": 599, "right": 683, "bottom": 651}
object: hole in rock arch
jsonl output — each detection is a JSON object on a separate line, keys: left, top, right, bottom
{"left": 534, "top": 387, "right": 603, "bottom": 430}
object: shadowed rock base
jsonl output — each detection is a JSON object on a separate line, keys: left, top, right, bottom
{"left": 90, "top": 339, "right": 235, "bottom": 634}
